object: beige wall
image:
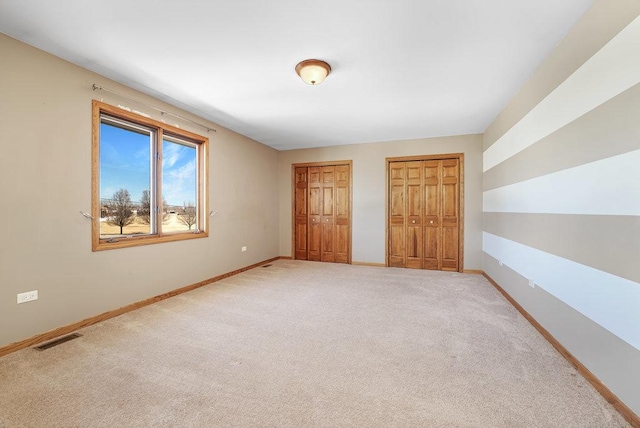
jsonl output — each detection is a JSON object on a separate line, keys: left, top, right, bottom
{"left": 0, "top": 34, "right": 280, "bottom": 347}
{"left": 482, "top": 0, "right": 640, "bottom": 415}
{"left": 278, "top": 135, "right": 483, "bottom": 268}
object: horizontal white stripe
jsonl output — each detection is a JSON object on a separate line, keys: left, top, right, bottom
{"left": 483, "top": 149, "right": 640, "bottom": 215}
{"left": 483, "top": 15, "right": 640, "bottom": 172}
{"left": 483, "top": 232, "right": 640, "bottom": 351}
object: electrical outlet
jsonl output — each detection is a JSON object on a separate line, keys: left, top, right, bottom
{"left": 241, "top": 246, "right": 247, "bottom": 252}
{"left": 17, "top": 290, "right": 38, "bottom": 304}
{"left": 528, "top": 280, "right": 535, "bottom": 288}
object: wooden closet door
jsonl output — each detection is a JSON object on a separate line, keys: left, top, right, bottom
{"left": 405, "top": 161, "right": 423, "bottom": 269}
{"left": 307, "top": 167, "right": 322, "bottom": 261}
{"left": 388, "top": 162, "right": 406, "bottom": 267}
{"left": 320, "top": 166, "right": 335, "bottom": 262}
{"left": 440, "top": 159, "right": 459, "bottom": 271}
{"left": 294, "top": 167, "right": 308, "bottom": 260}
{"left": 293, "top": 162, "right": 351, "bottom": 264}
{"left": 387, "top": 156, "right": 461, "bottom": 271}
{"left": 334, "top": 164, "right": 350, "bottom": 263}
{"left": 423, "top": 160, "right": 440, "bottom": 270}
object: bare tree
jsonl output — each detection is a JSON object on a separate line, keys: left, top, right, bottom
{"left": 139, "top": 190, "right": 170, "bottom": 225}
{"left": 138, "top": 190, "right": 152, "bottom": 224}
{"left": 107, "top": 188, "right": 135, "bottom": 234}
{"left": 177, "top": 202, "right": 197, "bottom": 230}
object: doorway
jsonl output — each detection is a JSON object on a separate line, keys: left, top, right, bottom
{"left": 386, "top": 154, "right": 464, "bottom": 272}
{"left": 292, "top": 161, "right": 352, "bottom": 264}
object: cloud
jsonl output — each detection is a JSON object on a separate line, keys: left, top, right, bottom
{"left": 163, "top": 159, "right": 197, "bottom": 205}
{"left": 134, "top": 146, "right": 150, "bottom": 161}
{"left": 162, "top": 141, "right": 185, "bottom": 169}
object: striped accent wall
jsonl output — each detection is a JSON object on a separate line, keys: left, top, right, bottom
{"left": 482, "top": 4, "right": 640, "bottom": 417}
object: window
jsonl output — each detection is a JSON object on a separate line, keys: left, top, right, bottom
{"left": 92, "top": 100, "right": 208, "bottom": 250}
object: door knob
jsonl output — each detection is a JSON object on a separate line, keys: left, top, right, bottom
{"left": 412, "top": 220, "right": 416, "bottom": 224}
{"left": 430, "top": 220, "right": 434, "bottom": 224}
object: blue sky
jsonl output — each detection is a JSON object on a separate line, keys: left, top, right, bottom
{"left": 100, "top": 122, "right": 196, "bottom": 206}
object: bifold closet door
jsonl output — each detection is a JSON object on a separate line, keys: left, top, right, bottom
{"left": 388, "top": 158, "right": 460, "bottom": 271}
{"left": 294, "top": 163, "right": 351, "bottom": 264}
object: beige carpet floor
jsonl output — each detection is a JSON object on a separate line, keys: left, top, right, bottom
{"left": 0, "top": 260, "right": 629, "bottom": 427}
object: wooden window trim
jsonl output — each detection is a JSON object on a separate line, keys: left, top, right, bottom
{"left": 385, "top": 153, "right": 464, "bottom": 272}
{"left": 91, "top": 100, "right": 209, "bottom": 251}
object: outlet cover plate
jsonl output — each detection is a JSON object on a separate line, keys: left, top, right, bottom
{"left": 17, "top": 290, "right": 38, "bottom": 304}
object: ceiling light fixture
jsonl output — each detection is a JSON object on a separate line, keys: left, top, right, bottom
{"left": 295, "top": 59, "right": 331, "bottom": 85}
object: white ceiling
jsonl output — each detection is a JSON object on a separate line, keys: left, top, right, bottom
{"left": 0, "top": 0, "right": 593, "bottom": 150}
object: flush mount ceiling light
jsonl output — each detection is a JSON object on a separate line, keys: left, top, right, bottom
{"left": 295, "top": 59, "right": 331, "bottom": 85}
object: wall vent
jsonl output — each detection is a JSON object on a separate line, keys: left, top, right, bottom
{"left": 35, "top": 333, "right": 82, "bottom": 351}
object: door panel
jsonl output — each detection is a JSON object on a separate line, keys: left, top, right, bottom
{"left": 406, "top": 161, "right": 422, "bottom": 269}
{"left": 423, "top": 226, "right": 439, "bottom": 269}
{"left": 321, "top": 221, "right": 335, "bottom": 262}
{"left": 388, "top": 162, "right": 405, "bottom": 267}
{"left": 308, "top": 221, "right": 321, "bottom": 261}
{"left": 308, "top": 169, "right": 321, "bottom": 214}
{"left": 423, "top": 160, "right": 440, "bottom": 269}
{"left": 295, "top": 187, "right": 307, "bottom": 216}
{"left": 390, "top": 163, "right": 405, "bottom": 180}
{"left": 321, "top": 166, "right": 335, "bottom": 261}
{"left": 335, "top": 222, "right": 349, "bottom": 263}
{"left": 336, "top": 165, "right": 349, "bottom": 183}
{"left": 335, "top": 165, "right": 350, "bottom": 263}
{"left": 294, "top": 167, "right": 308, "bottom": 260}
{"left": 441, "top": 226, "right": 458, "bottom": 271}
{"left": 389, "top": 223, "right": 405, "bottom": 267}
{"left": 308, "top": 187, "right": 321, "bottom": 217}
{"left": 406, "top": 227, "right": 422, "bottom": 269}
{"left": 308, "top": 167, "right": 322, "bottom": 261}
{"left": 308, "top": 168, "right": 320, "bottom": 183}
{"left": 336, "top": 187, "right": 349, "bottom": 216}
{"left": 295, "top": 221, "right": 307, "bottom": 257}
{"left": 323, "top": 187, "right": 334, "bottom": 216}
{"left": 441, "top": 159, "right": 459, "bottom": 271}
{"left": 322, "top": 167, "right": 334, "bottom": 184}
{"left": 390, "top": 185, "right": 405, "bottom": 217}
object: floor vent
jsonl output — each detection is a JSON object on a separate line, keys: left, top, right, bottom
{"left": 35, "top": 333, "right": 82, "bottom": 351}
{"left": 261, "top": 264, "right": 272, "bottom": 268}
